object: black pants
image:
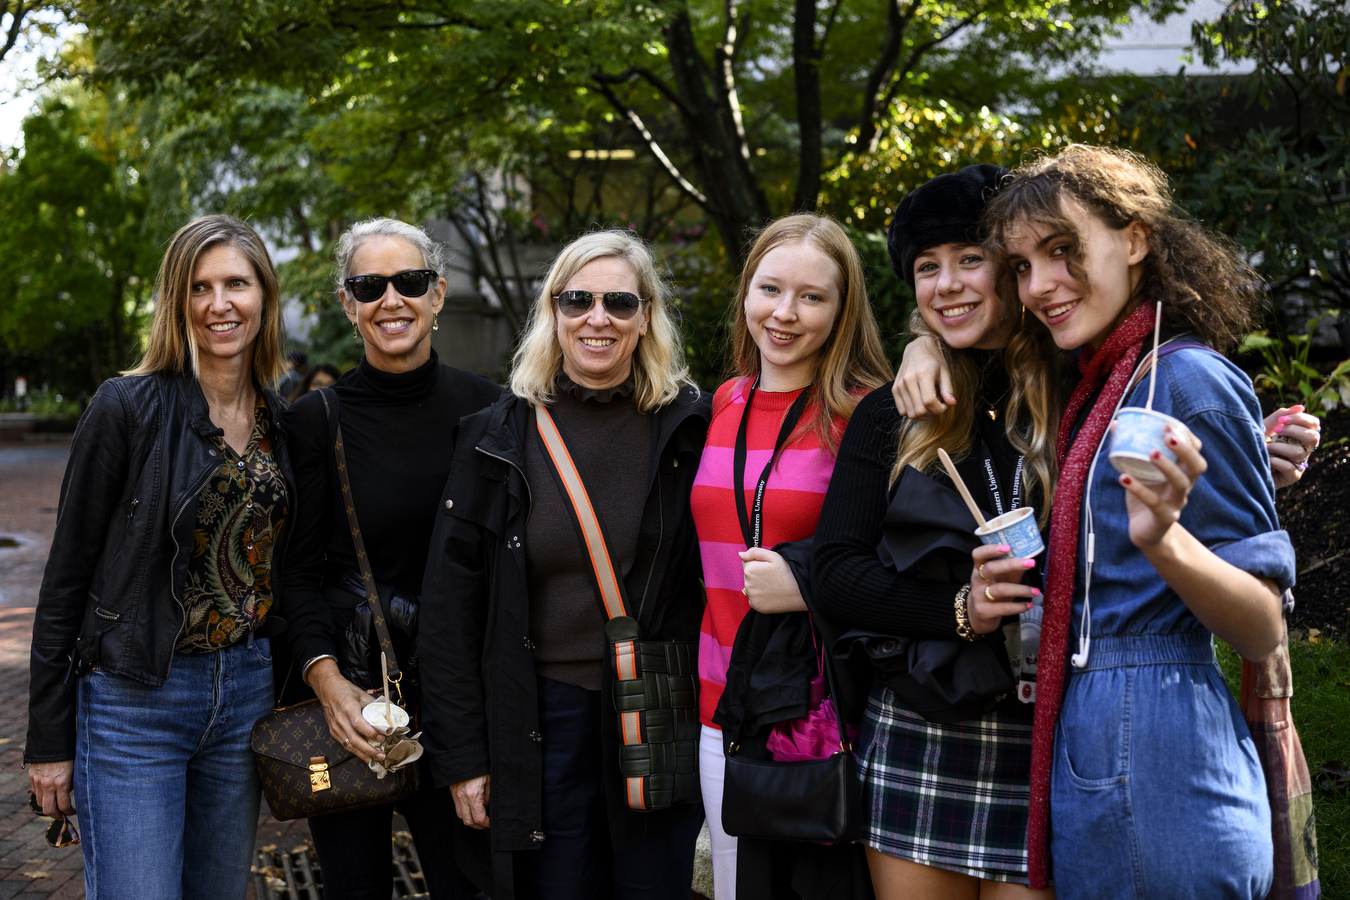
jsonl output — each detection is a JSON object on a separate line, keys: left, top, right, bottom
{"left": 307, "top": 782, "right": 483, "bottom": 900}
{"left": 514, "top": 676, "right": 703, "bottom": 900}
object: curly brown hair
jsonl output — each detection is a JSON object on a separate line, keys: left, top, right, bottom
{"left": 986, "top": 144, "right": 1263, "bottom": 354}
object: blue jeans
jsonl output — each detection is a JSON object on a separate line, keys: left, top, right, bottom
{"left": 516, "top": 677, "right": 703, "bottom": 900}
{"left": 74, "top": 635, "right": 274, "bottom": 900}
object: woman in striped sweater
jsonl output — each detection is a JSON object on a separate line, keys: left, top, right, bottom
{"left": 691, "top": 213, "right": 891, "bottom": 899}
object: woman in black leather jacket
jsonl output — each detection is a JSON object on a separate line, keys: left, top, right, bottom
{"left": 25, "top": 215, "right": 295, "bottom": 900}
{"left": 281, "top": 217, "right": 501, "bottom": 900}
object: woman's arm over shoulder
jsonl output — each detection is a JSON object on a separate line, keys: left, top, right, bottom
{"left": 811, "top": 386, "right": 961, "bottom": 637}
{"left": 27, "top": 379, "right": 134, "bottom": 763}
{"left": 1157, "top": 352, "right": 1294, "bottom": 590}
{"left": 279, "top": 390, "right": 340, "bottom": 667}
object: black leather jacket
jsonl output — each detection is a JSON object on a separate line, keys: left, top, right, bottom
{"left": 24, "top": 373, "right": 295, "bottom": 763}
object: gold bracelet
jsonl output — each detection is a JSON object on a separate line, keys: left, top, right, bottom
{"left": 954, "top": 583, "right": 981, "bottom": 642}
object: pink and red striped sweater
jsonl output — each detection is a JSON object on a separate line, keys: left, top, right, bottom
{"left": 691, "top": 376, "right": 844, "bottom": 729}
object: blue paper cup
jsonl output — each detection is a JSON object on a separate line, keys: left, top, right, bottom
{"left": 1109, "top": 407, "right": 1195, "bottom": 483}
{"left": 975, "top": 506, "right": 1044, "bottom": 559}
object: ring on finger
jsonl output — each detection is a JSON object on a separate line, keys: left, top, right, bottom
{"left": 978, "top": 563, "right": 988, "bottom": 581}
{"left": 984, "top": 585, "right": 995, "bottom": 603}
{"left": 343, "top": 738, "right": 352, "bottom": 749}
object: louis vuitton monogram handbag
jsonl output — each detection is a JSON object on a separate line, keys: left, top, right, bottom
{"left": 250, "top": 391, "right": 421, "bottom": 820}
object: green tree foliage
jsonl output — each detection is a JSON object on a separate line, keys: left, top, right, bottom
{"left": 72, "top": 0, "right": 1182, "bottom": 267}
{"left": 1116, "top": 0, "right": 1349, "bottom": 318}
{"left": 0, "top": 90, "right": 162, "bottom": 390}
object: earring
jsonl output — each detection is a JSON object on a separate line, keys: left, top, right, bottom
{"left": 432, "top": 314, "right": 439, "bottom": 332}
{"left": 352, "top": 323, "right": 361, "bottom": 341}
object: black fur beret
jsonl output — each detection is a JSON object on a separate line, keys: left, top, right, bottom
{"left": 887, "top": 164, "right": 1011, "bottom": 288}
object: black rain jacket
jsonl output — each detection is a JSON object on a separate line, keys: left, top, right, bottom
{"left": 418, "top": 384, "right": 709, "bottom": 898}
{"left": 24, "top": 373, "right": 295, "bottom": 763}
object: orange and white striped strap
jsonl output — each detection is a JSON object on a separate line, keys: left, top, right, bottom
{"left": 535, "top": 405, "right": 630, "bottom": 622}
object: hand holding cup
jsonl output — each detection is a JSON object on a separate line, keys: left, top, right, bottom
{"left": 969, "top": 544, "right": 1041, "bottom": 635}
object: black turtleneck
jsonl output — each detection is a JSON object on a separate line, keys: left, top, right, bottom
{"left": 282, "top": 351, "right": 503, "bottom": 667}
{"left": 811, "top": 350, "right": 1042, "bottom": 643}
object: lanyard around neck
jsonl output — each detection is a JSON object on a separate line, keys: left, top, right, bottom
{"left": 977, "top": 435, "right": 1024, "bottom": 518}
{"left": 733, "top": 375, "right": 814, "bottom": 549}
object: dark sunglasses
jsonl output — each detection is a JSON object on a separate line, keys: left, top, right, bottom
{"left": 553, "top": 290, "right": 647, "bottom": 320}
{"left": 343, "top": 269, "right": 438, "bottom": 303}
{"left": 28, "top": 791, "right": 79, "bottom": 848}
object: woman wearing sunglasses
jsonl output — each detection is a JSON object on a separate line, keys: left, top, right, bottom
{"left": 419, "top": 230, "right": 708, "bottom": 900}
{"left": 25, "top": 215, "right": 294, "bottom": 899}
{"left": 282, "top": 217, "right": 502, "bottom": 900}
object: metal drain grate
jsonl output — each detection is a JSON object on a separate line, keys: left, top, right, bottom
{"left": 251, "top": 831, "right": 429, "bottom": 899}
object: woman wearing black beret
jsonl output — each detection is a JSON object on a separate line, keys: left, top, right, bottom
{"left": 811, "top": 165, "right": 1057, "bottom": 898}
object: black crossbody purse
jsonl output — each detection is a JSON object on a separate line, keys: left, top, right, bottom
{"left": 718, "top": 377, "right": 863, "bottom": 843}
{"left": 534, "top": 404, "right": 699, "bottom": 812}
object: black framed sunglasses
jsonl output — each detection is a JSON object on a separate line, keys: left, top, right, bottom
{"left": 343, "top": 269, "right": 439, "bottom": 303}
{"left": 553, "top": 290, "right": 647, "bottom": 320}
{"left": 28, "top": 791, "right": 79, "bottom": 848}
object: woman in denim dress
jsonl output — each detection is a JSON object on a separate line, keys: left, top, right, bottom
{"left": 989, "top": 145, "right": 1295, "bottom": 899}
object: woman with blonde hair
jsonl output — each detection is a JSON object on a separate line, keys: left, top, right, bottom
{"left": 420, "top": 229, "right": 708, "bottom": 900}
{"left": 26, "top": 214, "right": 295, "bottom": 899}
{"left": 692, "top": 212, "right": 891, "bottom": 899}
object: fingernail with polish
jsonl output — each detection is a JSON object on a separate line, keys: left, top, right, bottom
{"left": 1278, "top": 416, "right": 1291, "bottom": 424}
{"left": 1167, "top": 436, "right": 1178, "bottom": 446}
{"left": 1274, "top": 424, "right": 1284, "bottom": 433}
{"left": 1031, "top": 588, "right": 1041, "bottom": 596}
{"left": 998, "top": 545, "right": 1011, "bottom": 553}
{"left": 1122, "top": 475, "right": 1132, "bottom": 485}
{"left": 1023, "top": 559, "right": 1035, "bottom": 568}
{"left": 1027, "top": 603, "right": 1035, "bottom": 610}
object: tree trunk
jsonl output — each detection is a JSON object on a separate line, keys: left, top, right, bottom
{"left": 792, "top": 0, "right": 822, "bottom": 212}
{"left": 661, "top": 10, "right": 771, "bottom": 263}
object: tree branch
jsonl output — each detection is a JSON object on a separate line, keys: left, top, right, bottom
{"left": 870, "top": 4, "right": 989, "bottom": 151}
{"left": 856, "top": 0, "right": 918, "bottom": 153}
{"left": 0, "top": 1, "right": 31, "bottom": 66}
{"left": 592, "top": 80, "right": 711, "bottom": 209}
{"left": 592, "top": 66, "right": 696, "bottom": 120}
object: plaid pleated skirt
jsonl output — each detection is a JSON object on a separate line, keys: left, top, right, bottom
{"left": 856, "top": 681, "right": 1035, "bottom": 883}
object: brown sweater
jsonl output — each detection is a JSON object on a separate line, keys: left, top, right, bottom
{"left": 524, "top": 375, "right": 650, "bottom": 690}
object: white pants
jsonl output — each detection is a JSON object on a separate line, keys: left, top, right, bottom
{"left": 700, "top": 724, "right": 737, "bottom": 900}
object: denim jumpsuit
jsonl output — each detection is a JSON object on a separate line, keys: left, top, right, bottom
{"left": 1050, "top": 347, "right": 1297, "bottom": 900}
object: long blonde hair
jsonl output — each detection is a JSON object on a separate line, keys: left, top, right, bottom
{"left": 730, "top": 214, "right": 892, "bottom": 452}
{"left": 888, "top": 259, "right": 1061, "bottom": 526}
{"left": 124, "top": 215, "right": 285, "bottom": 388}
{"left": 510, "top": 230, "right": 692, "bottom": 413}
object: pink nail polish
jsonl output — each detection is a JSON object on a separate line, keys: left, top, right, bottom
{"left": 1023, "top": 559, "right": 1035, "bottom": 568}
{"left": 1278, "top": 416, "right": 1291, "bottom": 424}
{"left": 1274, "top": 424, "right": 1284, "bottom": 434}
{"left": 1026, "top": 603, "right": 1034, "bottom": 610}
{"left": 1291, "top": 405, "right": 1304, "bottom": 413}
{"left": 998, "top": 545, "right": 1011, "bottom": 553}
{"left": 1031, "top": 588, "right": 1041, "bottom": 596}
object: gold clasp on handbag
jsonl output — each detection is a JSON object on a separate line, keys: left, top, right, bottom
{"left": 388, "top": 671, "right": 404, "bottom": 707}
{"left": 309, "top": 756, "right": 331, "bottom": 792}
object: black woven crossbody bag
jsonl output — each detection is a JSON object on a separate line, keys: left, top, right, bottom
{"left": 534, "top": 404, "right": 699, "bottom": 812}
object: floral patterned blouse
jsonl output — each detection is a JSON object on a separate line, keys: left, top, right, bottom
{"left": 177, "top": 398, "right": 289, "bottom": 653}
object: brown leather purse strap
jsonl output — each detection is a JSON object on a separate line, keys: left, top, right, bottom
{"left": 319, "top": 389, "right": 402, "bottom": 683}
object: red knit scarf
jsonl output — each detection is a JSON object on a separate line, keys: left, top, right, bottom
{"left": 1026, "top": 302, "right": 1157, "bottom": 888}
